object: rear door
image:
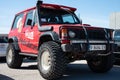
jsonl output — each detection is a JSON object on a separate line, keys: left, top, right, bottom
{"left": 9, "top": 13, "right": 24, "bottom": 50}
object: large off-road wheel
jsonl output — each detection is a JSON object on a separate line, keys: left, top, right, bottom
{"left": 38, "top": 41, "right": 67, "bottom": 80}
{"left": 6, "top": 43, "right": 23, "bottom": 68}
{"left": 87, "top": 54, "right": 113, "bottom": 73}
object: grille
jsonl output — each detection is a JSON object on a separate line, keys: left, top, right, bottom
{"left": 87, "top": 29, "right": 106, "bottom": 40}
{"left": 68, "top": 28, "right": 106, "bottom": 40}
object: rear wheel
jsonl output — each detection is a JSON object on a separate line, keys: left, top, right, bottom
{"left": 38, "top": 41, "right": 67, "bottom": 80}
{"left": 87, "top": 53, "right": 113, "bottom": 73}
{"left": 6, "top": 43, "right": 23, "bottom": 68}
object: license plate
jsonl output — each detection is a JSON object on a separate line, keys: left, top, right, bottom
{"left": 89, "top": 45, "right": 106, "bottom": 51}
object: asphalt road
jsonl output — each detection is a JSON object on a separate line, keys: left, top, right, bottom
{"left": 0, "top": 60, "right": 120, "bottom": 80}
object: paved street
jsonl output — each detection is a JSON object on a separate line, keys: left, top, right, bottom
{"left": 0, "top": 60, "right": 120, "bottom": 80}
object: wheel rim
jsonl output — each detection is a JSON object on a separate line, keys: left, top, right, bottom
{"left": 7, "top": 49, "right": 13, "bottom": 64}
{"left": 41, "top": 50, "right": 51, "bottom": 71}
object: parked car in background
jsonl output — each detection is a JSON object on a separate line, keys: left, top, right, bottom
{"left": 113, "top": 29, "right": 120, "bottom": 64}
{"left": 0, "top": 34, "right": 8, "bottom": 61}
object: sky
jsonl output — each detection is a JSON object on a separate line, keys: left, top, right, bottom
{"left": 0, "top": 0, "right": 120, "bottom": 34}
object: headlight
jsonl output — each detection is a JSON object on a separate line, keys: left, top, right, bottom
{"left": 68, "top": 31, "right": 76, "bottom": 38}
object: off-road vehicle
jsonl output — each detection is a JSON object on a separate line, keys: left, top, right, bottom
{"left": 7, "top": 0, "right": 114, "bottom": 80}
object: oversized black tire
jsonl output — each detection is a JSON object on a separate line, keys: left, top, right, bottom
{"left": 87, "top": 54, "right": 113, "bottom": 73}
{"left": 6, "top": 43, "right": 23, "bottom": 68}
{"left": 38, "top": 41, "right": 67, "bottom": 80}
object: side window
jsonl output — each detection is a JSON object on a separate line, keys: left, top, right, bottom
{"left": 25, "top": 11, "right": 33, "bottom": 26}
{"left": 12, "top": 14, "right": 23, "bottom": 29}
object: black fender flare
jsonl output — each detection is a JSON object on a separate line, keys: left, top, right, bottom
{"left": 8, "top": 37, "right": 20, "bottom": 51}
{"left": 39, "top": 31, "right": 60, "bottom": 44}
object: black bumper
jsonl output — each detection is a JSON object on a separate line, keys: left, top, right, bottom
{"left": 61, "top": 40, "right": 114, "bottom": 54}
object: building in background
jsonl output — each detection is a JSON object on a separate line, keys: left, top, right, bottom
{"left": 110, "top": 12, "right": 120, "bottom": 29}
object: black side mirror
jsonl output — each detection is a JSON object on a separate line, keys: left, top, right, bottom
{"left": 27, "top": 19, "right": 32, "bottom": 26}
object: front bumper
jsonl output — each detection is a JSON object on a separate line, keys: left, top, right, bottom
{"left": 61, "top": 40, "right": 114, "bottom": 54}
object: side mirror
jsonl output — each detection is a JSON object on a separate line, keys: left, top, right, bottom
{"left": 27, "top": 19, "right": 32, "bottom": 26}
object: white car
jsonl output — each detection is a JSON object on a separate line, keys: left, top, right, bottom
{"left": 0, "top": 34, "right": 8, "bottom": 58}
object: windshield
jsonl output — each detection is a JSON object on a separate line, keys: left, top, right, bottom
{"left": 40, "top": 8, "right": 80, "bottom": 24}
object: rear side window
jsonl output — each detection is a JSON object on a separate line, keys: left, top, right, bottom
{"left": 12, "top": 14, "right": 23, "bottom": 29}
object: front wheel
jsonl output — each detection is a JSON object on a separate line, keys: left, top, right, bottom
{"left": 38, "top": 41, "right": 67, "bottom": 80}
{"left": 87, "top": 53, "right": 114, "bottom": 73}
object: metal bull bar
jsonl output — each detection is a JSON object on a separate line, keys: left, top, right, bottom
{"left": 81, "top": 26, "right": 113, "bottom": 53}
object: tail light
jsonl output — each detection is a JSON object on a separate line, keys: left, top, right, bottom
{"left": 61, "top": 28, "right": 70, "bottom": 44}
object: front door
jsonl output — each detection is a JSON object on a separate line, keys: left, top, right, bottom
{"left": 21, "top": 10, "right": 39, "bottom": 54}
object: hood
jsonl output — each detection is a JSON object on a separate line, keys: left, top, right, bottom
{"left": 42, "top": 24, "right": 106, "bottom": 30}
{"left": 41, "top": 24, "right": 112, "bottom": 40}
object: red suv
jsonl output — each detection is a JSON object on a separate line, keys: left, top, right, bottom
{"left": 6, "top": 1, "right": 114, "bottom": 80}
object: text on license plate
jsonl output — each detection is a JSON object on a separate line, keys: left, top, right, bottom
{"left": 89, "top": 45, "right": 106, "bottom": 51}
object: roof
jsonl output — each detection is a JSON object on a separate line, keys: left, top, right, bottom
{"left": 16, "top": 3, "right": 76, "bottom": 15}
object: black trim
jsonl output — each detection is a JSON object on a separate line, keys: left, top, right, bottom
{"left": 40, "top": 31, "right": 60, "bottom": 41}
{"left": 19, "top": 52, "right": 37, "bottom": 57}
{"left": 36, "top": 0, "right": 43, "bottom": 29}
{"left": 9, "top": 37, "right": 20, "bottom": 50}
{"left": 83, "top": 26, "right": 89, "bottom": 51}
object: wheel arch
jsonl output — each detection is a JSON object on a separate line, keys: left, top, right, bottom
{"left": 8, "top": 37, "right": 20, "bottom": 51}
{"left": 38, "top": 32, "right": 60, "bottom": 49}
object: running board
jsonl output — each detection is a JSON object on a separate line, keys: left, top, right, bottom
{"left": 19, "top": 52, "right": 37, "bottom": 57}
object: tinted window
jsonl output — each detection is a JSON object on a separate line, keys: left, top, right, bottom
{"left": 40, "top": 8, "right": 80, "bottom": 24}
{"left": 25, "top": 11, "right": 33, "bottom": 26}
{"left": 12, "top": 14, "right": 23, "bottom": 29}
